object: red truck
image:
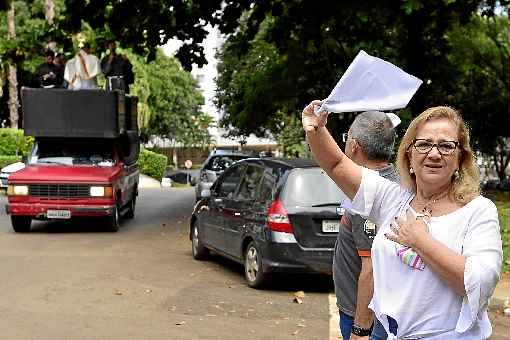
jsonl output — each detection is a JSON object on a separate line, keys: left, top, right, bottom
{"left": 5, "top": 88, "right": 140, "bottom": 232}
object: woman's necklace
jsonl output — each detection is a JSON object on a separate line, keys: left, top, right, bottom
{"left": 416, "top": 190, "right": 450, "bottom": 219}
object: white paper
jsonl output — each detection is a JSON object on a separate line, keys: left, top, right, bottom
{"left": 316, "top": 50, "right": 423, "bottom": 115}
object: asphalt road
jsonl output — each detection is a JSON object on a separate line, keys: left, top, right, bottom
{"left": 0, "top": 187, "right": 509, "bottom": 339}
{"left": 0, "top": 188, "right": 331, "bottom": 340}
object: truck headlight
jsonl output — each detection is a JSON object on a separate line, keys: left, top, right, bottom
{"left": 90, "top": 186, "right": 113, "bottom": 197}
{"left": 7, "top": 185, "right": 29, "bottom": 196}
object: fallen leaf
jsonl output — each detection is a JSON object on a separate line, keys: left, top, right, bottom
{"left": 175, "top": 321, "right": 186, "bottom": 326}
{"left": 293, "top": 297, "right": 303, "bottom": 304}
{"left": 266, "top": 301, "right": 273, "bottom": 305}
{"left": 206, "top": 314, "right": 217, "bottom": 317}
{"left": 145, "top": 289, "right": 152, "bottom": 293}
{"left": 294, "top": 291, "right": 306, "bottom": 299}
{"left": 114, "top": 289, "right": 123, "bottom": 295}
{"left": 292, "top": 330, "right": 300, "bottom": 336}
{"left": 168, "top": 306, "right": 177, "bottom": 312}
{"left": 297, "top": 324, "right": 306, "bottom": 328}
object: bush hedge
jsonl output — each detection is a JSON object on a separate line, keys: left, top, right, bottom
{"left": 139, "top": 148, "right": 167, "bottom": 181}
{"left": 0, "top": 128, "right": 33, "bottom": 156}
{"left": 0, "top": 155, "right": 22, "bottom": 169}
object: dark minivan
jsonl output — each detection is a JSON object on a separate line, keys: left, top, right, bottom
{"left": 190, "top": 158, "right": 347, "bottom": 288}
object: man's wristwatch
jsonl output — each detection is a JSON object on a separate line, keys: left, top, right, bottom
{"left": 351, "top": 324, "right": 372, "bottom": 336}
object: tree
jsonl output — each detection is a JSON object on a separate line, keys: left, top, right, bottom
{"left": 6, "top": 0, "right": 18, "bottom": 128}
{"left": 215, "top": 0, "right": 485, "bottom": 143}
{"left": 448, "top": 14, "right": 510, "bottom": 180}
{"left": 130, "top": 49, "right": 213, "bottom": 147}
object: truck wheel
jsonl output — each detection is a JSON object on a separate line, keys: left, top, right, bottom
{"left": 11, "top": 216, "right": 31, "bottom": 233}
{"left": 125, "top": 197, "right": 136, "bottom": 219}
{"left": 107, "top": 206, "right": 120, "bottom": 232}
{"left": 191, "top": 223, "right": 209, "bottom": 260}
{"left": 244, "top": 241, "right": 268, "bottom": 289}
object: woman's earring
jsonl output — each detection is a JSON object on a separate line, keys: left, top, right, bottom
{"left": 409, "top": 167, "right": 414, "bottom": 174}
{"left": 454, "top": 169, "right": 460, "bottom": 179}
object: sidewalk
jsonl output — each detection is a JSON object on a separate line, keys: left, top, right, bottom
{"left": 492, "top": 272, "right": 510, "bottom": 311}
{"left": 138, "top": 174, "right": 161, "bottom": 189}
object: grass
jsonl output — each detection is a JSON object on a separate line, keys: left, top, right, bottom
{"left": 485, "top": 190, "right": 510, "bottom": 273}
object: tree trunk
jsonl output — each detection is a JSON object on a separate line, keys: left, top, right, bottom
{"left": 7, "top": 3, "right": 19, "bottom": 128}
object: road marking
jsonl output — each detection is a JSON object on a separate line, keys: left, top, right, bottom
{"left": 329, "top": 293, "right": 340, "bottom": 340}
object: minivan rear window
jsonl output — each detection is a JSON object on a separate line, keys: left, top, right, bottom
{"left": 205, "top": 155, "right": 248, "bottom": 172}
{"left": 280, "top": 168, "right": 348, "bottom": 207}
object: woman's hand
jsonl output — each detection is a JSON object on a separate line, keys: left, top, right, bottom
{"left": 386, "top": 209, "right": 430, "bottom": 249}
{"left": 301, "top": 100, "right": 329, "bottom": 132}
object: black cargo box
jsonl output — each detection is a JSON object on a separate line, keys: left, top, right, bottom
{"left": 21, "top": 88, "right": 138, "bottom": 138}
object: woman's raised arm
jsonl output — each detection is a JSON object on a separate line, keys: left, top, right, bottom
{"left": 302, "top": 100, "right": 362, "bottom": 199}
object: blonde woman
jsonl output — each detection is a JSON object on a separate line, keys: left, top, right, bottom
{"left": 303, "top": 102, "right": 502, "bottom": 339}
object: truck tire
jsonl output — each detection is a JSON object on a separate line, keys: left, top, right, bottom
{"left": 124, "top": 196, "right": 136, "bottom": 219}
{"left": 11, "top": 216, "right": 31, "bottom": 233}
{"left": 106, "top": 205, "right": 120, "bottom": 232}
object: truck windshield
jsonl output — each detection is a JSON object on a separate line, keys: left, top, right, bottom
{"left": 30, "top": 139, "right": 116, "bottom": 167}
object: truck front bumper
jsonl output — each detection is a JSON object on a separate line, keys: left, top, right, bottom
{"left": 5, "top": 203, "right": 115, "bottom": 219}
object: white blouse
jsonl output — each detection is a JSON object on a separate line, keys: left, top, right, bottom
{"left": 350, "top": 167, "right": 502, "bottom": 339}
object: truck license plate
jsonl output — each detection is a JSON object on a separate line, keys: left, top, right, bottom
{"left": 322, "top": 220, "right": 340, "bottom": 233}
{"left": 47, "top": 210, "right": 71, "bottom": 219}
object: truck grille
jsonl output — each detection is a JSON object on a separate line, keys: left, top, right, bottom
{"left": 29, "top": 184, "right": 90, "bottom": 198}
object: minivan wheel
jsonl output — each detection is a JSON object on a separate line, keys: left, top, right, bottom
{"left": 107, "top": 205, "right": 120, "bottom": 232}
{"left": 11, "top": 216, "right": 31, "bottom": 233}
{"left": 244, "top": 242, "right": 267, "bottom": 288}
{"left": 191, "top": 223, "right": 209, "bottom": 260}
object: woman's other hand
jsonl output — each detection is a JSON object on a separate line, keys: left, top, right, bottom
{"left": 302, "top": 100, "right": 329, "bottom": 132}
{"left": 386, "top": 209, "right": 430, "bottom": 248}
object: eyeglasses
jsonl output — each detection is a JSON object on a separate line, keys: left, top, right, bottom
{"left": 342, "top": 132, "right": 349, "bottom": 143}
{"left": 410, "top": 139, "right": 459, "bottom": 155}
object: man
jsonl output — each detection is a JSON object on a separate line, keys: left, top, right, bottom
{"left": 334, "top": 110, "right": 399, "bottom": 340}
{"left": 100, "top": 40, "right": 134, "bottom": 93}
{"left": 64, "top": 42, "right": 101, "bottom": 90}
{"left": 35, "top": 50, "right": 59, "bottom": 88}
{"left": 53, "top": 53, "right": 67, "bottom": 88}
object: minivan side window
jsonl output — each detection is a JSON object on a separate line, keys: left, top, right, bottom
{"left": 236, "top": 165, "right": 264, "bottom": 200}
{"left": 216, "top": 165, "right": 245, "bottom": 198}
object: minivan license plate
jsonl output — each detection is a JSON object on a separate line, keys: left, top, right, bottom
{"left": 47, "top": 210, "right": 71, "bottom": 219}
{"left": 322, "top": 220, "right": 340, "bottom": 233}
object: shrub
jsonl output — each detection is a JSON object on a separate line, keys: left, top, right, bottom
{"left": 139, "top": 148, "right": 167, "bottom": 181}
{"left": 0, "top": 128, "right": 33, "bottom": 156}
{"left": 0, "top": 155, "right": 21, "bottom": 169}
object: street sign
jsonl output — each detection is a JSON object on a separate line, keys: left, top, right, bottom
{"left": 184, "top": 159, "right": 193, "bottom": 169}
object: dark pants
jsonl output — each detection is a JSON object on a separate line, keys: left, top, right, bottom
{"left": 339, "top": 311, "right": 388, "bottom": 340}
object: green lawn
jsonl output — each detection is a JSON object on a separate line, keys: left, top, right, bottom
{"left": 486, "top": 190, "right": 510, "bottom": 273}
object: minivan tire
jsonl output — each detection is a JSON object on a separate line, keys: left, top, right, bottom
{"left": 11, "top": 216, "right": 31, "bottom": 233}
{"left": 191, "top": 223, "right": 209, "bottom": 260}
{"left": 244, "top": 241, "right": 267, "bottom": 288}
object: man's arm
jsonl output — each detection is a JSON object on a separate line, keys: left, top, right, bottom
{"left": 351, "top": 256, "right": 374, "bottom": 339}
{"left": 101, "top": 57, "right": 113, "bottom": 76}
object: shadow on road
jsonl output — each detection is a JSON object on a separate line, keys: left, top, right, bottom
{"left": 196, "top": 251, "right": 334, "bottom": 293}
{"left": 28, "top": 218, "right": 133, "bottom": 233}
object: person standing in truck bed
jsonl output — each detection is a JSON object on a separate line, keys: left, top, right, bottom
{"left": 101, "top": 40, "right": 134, "bottom": 93}
{"left": 64, "top": 42, "right": 101, "bottom": 90}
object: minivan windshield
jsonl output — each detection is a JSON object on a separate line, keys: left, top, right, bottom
{"left": 280, "top": 168, "right": 348, "bottom": 207}
{"left": 30, "top": 139, "right": 116, "bottom": 167}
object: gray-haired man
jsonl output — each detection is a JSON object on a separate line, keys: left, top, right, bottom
{"left": 334, "top": 111, "right": 399, "bottom": 340}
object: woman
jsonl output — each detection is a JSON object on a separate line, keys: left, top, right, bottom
{"left": 302, "top": 102, "right": 502, "bottom": 339}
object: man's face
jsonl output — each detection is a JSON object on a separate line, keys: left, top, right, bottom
{"left": 45, "top": 55, "right": 54, "bottom": 64}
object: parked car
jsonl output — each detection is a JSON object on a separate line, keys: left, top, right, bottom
{"left": 189, "top": 158, "right": 347, "bottom": 288}
{"left": 0, "top": 162, "right": 25, "bottom": 189}
{"left": 195, "top": 149, "right": 252, "bottom": 201}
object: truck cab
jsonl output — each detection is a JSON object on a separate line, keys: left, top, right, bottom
{"left": 5, "top": 88, "right": 140, "bottom": 232}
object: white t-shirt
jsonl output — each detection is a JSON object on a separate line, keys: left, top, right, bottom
{"left": 350, "top": 167, "right": 502, "bottom": 339}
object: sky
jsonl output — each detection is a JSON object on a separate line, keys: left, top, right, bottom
{"left": 162, "top": 26, "right": 275, "bottom": 147}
